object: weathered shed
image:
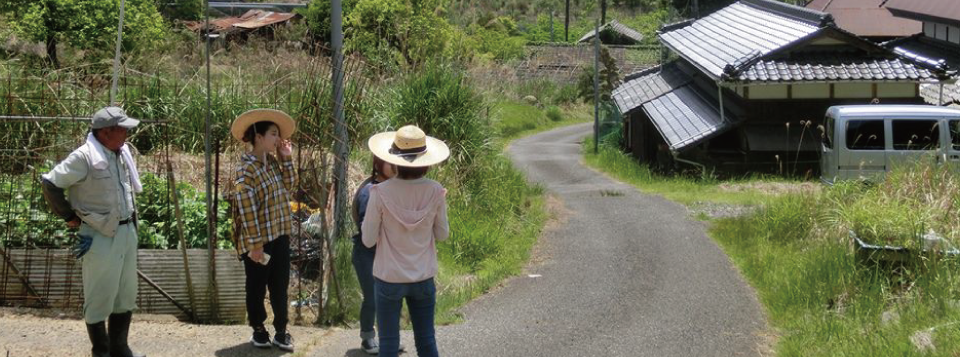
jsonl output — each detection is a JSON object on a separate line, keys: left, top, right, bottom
{"left": 577, "top": 20, "right": 645, "bottom": 45}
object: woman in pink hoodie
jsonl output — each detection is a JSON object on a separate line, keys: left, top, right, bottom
{"left": 362, "top": 125, "right": 450, "bottom": 357}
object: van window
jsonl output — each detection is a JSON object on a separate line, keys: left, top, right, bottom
{"left": 952, "top": 120, "right": 960, "bottom": 150}
{"left": 892, "top": 120, "right": 939, "bottom": 150}
{"left": 823, "top": 116, "right": 833, "bottom": 149}
{"left": 846, "top": 120, "right": 884, "bottom": 150}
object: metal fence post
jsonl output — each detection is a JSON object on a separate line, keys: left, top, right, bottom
{"left": 331, "top": 0, "right": 349, "bottom": 243}
{"left": 203, "top": 0, "right": 220, "bottom": 322}
{"left": 594, "top": 20, "right": 600, "bottom": 154}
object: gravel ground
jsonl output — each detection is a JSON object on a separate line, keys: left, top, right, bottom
{"left": 0, "top": 308, "right": 334, "bottom": 357}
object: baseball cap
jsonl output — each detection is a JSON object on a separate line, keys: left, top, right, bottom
{"left": 91, "top": 106, "right": 140, "bottom": 129}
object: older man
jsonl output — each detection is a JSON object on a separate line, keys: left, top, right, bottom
{"left": 41, "top": 106, "right": 145, "bottom": 357}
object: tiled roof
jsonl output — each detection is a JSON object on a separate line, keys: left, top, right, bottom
{"left": 612, "top": 64, "right": 692, "bottom": 114}
{"left": 578, "top": 20, "right": 645, "bottom": 44}
{"left": 736, "top": 54, "right": 936, "bottom": 83}
{"left": 659, "top": 0, "right": 825, "bottom": 79}
{"left": 805, "top": 0, "right": 920, "bottom": 38}
{"left": 641, "top": 85, "right": 736, "bottom": 151}
{"left": 887, "top": 36, "right": 960, "bottom": 71}
{"left": 920, "top": 83, "right": 960, "bottom": 106}
{"left": 886, "top": 0, "right": 960, "bottom": 28}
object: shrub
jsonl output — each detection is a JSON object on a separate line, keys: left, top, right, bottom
{"left": 545, "top": 105, "right": 563, "bottom": 122}
{"left": 344, "top": 0, "right": 453, "bottom": 68}
{"left": 390, "top": 63, "right": 493, "bottom": 168}
{"left": 137, "top": 173, "right": 233, "bottom": 249}
{"left": 299, "top": 0, "right": 357, "bottom": 44}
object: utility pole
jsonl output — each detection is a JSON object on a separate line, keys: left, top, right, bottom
{"left": 109, "top": 0, "right": 126, "bottom": 105}
{"left": 565, "top": 0, "right": 570, "bottom": 42}
{"left": 601, "top": 0, "right": 607, "bottom": 26}
{"left": 331, "top": 0, "right": 349, "bottom": 242}
{"left": 692, "top": 0, "right": 700, "bottom": 18}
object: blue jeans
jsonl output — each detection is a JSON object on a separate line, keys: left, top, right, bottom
{"left": 375, "top": 278, "right": 438, "bottom": 357}
{"left": 351, "top": 239, "right": 377, "bottom": 340}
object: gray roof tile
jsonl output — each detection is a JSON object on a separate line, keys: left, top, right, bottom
{"left": 612, "top": 63, "right": 692, "bottom": 115}
{"left": 736, "top": 54, "right": 935, "bottom": 82}
{"left": 659, "top": 0, "right": 822, "bottom": 78}
{"left": 920, "top": 83, "right": 960, "bottom": 106}
{"left": 641, "top": 85, "right": 736, "bottom": 151}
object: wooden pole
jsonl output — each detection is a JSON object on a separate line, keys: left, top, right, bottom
{"left": 167, "top": 159, "right": 198, "bottom": 322}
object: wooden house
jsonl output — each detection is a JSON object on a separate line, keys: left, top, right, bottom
{"left": 612, "top": 0, "right": 951, "bottom": 174}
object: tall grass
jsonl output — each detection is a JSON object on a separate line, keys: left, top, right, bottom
{"left": 586, "top": 135, "right": 960, "bottom": 355}
{"left": 582, "top": 137, "right": 788, "bottom": 206}
{"left": 326, "top": 64, "right": 550, "bottom": 325}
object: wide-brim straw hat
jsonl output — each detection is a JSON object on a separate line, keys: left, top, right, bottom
{"left": 368, "top": 125, "right": 450, "bottom": 168}
{"left": 231, "top": 109, "right": 297, "bottom": 142}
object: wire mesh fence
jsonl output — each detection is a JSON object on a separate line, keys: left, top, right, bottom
{"left": 0, "top": 52, "right": 379, "bottom": 324}
{"left": 513, "top": 44, "right": 660, "bottom": 82}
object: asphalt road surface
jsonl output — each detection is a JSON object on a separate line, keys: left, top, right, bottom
{"left": 311, "top": 123, "right": 768, "bottom": 357}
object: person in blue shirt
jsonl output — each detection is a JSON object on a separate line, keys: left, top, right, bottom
{"left": 350, "top": 155, "right": 397, "bottom": 354}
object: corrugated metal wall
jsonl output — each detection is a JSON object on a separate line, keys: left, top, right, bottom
{"left": 0, "top": 249, "right": 245, "bottom": 322}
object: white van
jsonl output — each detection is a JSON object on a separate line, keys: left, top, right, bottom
{"left": 821, "top": 105, "right": 960, "bottom": 184}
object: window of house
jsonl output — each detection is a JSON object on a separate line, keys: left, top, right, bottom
{"left": 846, "top": 120, "right": 884, "bottom": 150}
{"left": 892, "top": 120, "right": 939, "bottom": 150}
{"left": 951, "top": 120, "right": 960, "bottom": 150}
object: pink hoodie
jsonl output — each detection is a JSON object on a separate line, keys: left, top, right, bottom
{"left": 361, "top": 178, "right": 449, "bottom": 283}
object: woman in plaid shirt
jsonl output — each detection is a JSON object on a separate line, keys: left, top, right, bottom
{"left": 230, "top": 109, "right": 298, "bottom": 352}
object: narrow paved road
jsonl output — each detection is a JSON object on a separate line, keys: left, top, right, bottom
{"left": 311, "top": 123, "right": 768, "bottom": 356}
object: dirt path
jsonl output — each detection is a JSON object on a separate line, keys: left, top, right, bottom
{"left": 0, "top": 308, "right": 335, "bottom": 357}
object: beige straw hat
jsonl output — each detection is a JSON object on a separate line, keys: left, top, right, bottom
{"left": 231, "top": 109, "right": 297, "bottom": 142}
{"left": 368, "top": 125, "right": 450, "bottom": 167}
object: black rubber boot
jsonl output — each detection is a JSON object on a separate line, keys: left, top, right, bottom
{"left": 108, "top": 312, "right": 145, "bottom": 357}
{"left": 86, "top": 322, "right": 110, "bottom": 357}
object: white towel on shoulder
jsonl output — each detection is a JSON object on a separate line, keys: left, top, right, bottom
{"left": 85, "top": 133, "right": 143, "bottom": 193}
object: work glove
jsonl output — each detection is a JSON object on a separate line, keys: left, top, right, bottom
{"left": 73, "top": 234, "right": 93, "bottom": 259}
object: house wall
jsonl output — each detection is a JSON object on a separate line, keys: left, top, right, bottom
{"left": 739, "top": 83, "right": 918, "bottom": 100}
{"left": 924, "top": 22, "right": 960, "bottom": 45}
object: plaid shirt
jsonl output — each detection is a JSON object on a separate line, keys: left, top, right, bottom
{"left": 233, "top": 152, "right": 297, "bottom": 255}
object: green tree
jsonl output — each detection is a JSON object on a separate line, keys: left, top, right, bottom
{"left": 299, "top": 0, "right": 357, "bottom": 45}
{"left": 159, "top": 0, "right": 202, "bottom": 21}
{"left": 577, "top": 46, "right": 620, "bottom": 103}
{"left": 344, "top": 0, "right": 453, "bottom": 68}
{"left": 0, "top": 0, "right": 166, "bottom": 68}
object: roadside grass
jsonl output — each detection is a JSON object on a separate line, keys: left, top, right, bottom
{"left": 326, "top": 67, "right": 560, "bottom": 326}
{"left": 584, "top": 136, "right": 960, "bottom": 355}
{"left": 711, "top": 186, "right": 960, "bottom": 356}
{"left": 581, "top": 138, "right": 790, "bottom": 206}
{"left": 495, "top": 100, "right": 592, "bottom": 143}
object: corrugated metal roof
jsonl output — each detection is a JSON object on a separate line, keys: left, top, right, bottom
{"left": 184, "top": 10, "right": 296, "bottom": 33}
{"left": 233, "top": 10, "right": 297, "bottom": 29}
{"left": 887, "top": 0, "right": 960, "bottom": 27}
{"left": 659, "top": 0, "right": 824, "bottom": 79}
{"left": 612, "top": 63, "right": 692, "bottom": 115}
{"left": 578, "top": 20, "right": 645, "bottom": 44}
{"left": 641, "top": 85, "right": 736, "bottom": 151}
{"left": 737, "top": 54, "right": 935, "bottom": 83}
{"left": 805, "top": 0, "right": 920, "bottom": 37}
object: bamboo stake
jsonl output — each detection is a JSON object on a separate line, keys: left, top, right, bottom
{"left": 167, "top": 159, "right": 197, "bottom": 322}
